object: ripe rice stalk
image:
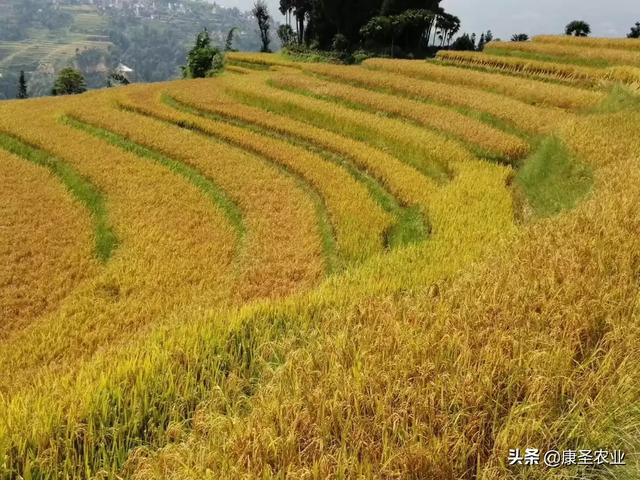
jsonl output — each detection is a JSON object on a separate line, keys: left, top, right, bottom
{"left": 269, "top": 71, "right": 530, "bottom": 162}
{"left": 0, "top": 149, "right": 97, "bottom": 333}
{"left": 534, "top": 35, "right": 640, "bottom": 52}
{"left": 302, "top": 62, "right": 570, "bottom": 135}
{"left": 436, "top": 50, "right": 606, "bottom": 86}
{"left": 117, "top": 84, "right": 393, "bottom": 266}
{"left": 364, "top": 58, "right": 604, "bottom": 110}
{"left": 485, "top": 40, "right": 640, "bottom": 67}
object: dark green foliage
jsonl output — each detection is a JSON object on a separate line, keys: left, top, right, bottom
{"left": 225, "top": 27, "right": 238, "bottom": 52}
{"left": 17, "top": 71, "right": 28, "bottom": 99}
{"left": 278, "top": 24, "right": 296, "bottom": 46}
{"left": 332, "top": 33, "right": 350, "bottom": 53}
{"left": 52, "top": 68, "right": 87, "bottom": 96}
{"left": 1, "top": 1, "right": 262, "bottom": 99}
{"left": 565, "top": 20, "right": 591, "bottom": 37}
{"left": 450, "top": 33, "right": 476, "bottom": 51}
{"left": 0, "top": 0, "right": 72, "bottom": 41}
{"left": 511, "top": 33, "right": 529, "bottom": 42}
{"left": 281, "top": 0, "right": 445, "bottom": 52}
{"left": 360, "top": 9, "right": 453, "bottom": 57}
{"left": 380, "top": 0, "right": 441, "bottom": 15}
{"left": 252, "top": 1, "right": 272, "bottom": 53}
{"left": 331, "top": 33, "right": 352, "bottom": 62}
{"left": 477, "top": 30, "right": 492, "bottom": 51}
{"left": 182, "top": 29, "right": 224, "bottom": 78}
{"left": 628, "top": 22, "right": 640, "bottom": 39}
{"left": 435, "top": 13, "right": 461, "bottom": 47}
{"left": 109, "top": 21, "right": 187, "bottom": 83}
{"left": 279, "top": 0, "right": 312, "bottom": 45}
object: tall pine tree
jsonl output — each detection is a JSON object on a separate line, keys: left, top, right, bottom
{"left": 17, "top": 71, "right": 28, "bottom": 99}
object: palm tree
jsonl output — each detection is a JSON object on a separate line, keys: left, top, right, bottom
{"left": 565, "top": 20, "right": 591, "bottom": 37}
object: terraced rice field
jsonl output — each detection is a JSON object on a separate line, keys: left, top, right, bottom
{"left": 0, "top": 37, "right": 112, "bottom": 72}
{"left": 1, "top": 35, "right": 640, "bottom": 479}
{"left": 0, "top": 5, "right": 110, "bottom": 85}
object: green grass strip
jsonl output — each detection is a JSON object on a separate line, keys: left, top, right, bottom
{"left": 113, "top": 103, "right": 339, "bottom": 274}
{"left": 62, "top": 116, "right": 246, "bottom": 245}
{"left": 592, "top": 85, "right": 640, "bottom": 114}
{"left": 164, "top": 95, "right": 430, "bottom": 250}
{"left": 515, "top": 136, "right": 592, "bottom": 218}
{"left": 0, "top": 131, "right": 117, "bottom": 262}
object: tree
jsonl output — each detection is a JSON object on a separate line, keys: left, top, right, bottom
{"left": 477, "top": 33, "right": 486, "bottom": 51}
{"left": 252, "top": 1, "right": 272, "bottom": 53}
{"left": 360, "top": 9, "right": 442, "bottom": 57}
{"left": 182, "top": 29, "right": 224, "bottom": 78}
{"left": 278, "top": 24, "right": 296, "bottom": 46}
{"left": 17, "top": 71, "right": 28, "bottom": 99}
{"left": 450, "top": 33, "right": 475, "bottom": 51}
{"left": 565, "top": 20, "right": 591, "bottom": 37}
{"left": 51, "top": 68, "right": 86, "bottom": 96}
{"left": 485, "top": 30, "right": 494, "bottom": 43}
{"left": 628, "top": 22, "right": 640, "bottom": 39}
{"left": 511, "top": 33, "right": 529, "bottom": 42}
{"left": 225, "top": 27, "right": 238, "bottom": 52}
{"left": 477, "top": 30, "right": 492, "bottom": 51}
{"left": 279, "top": 0, "right": 312, "bottom": 45}
{"left": 436, "top": 13, "right": 461, "bottom": 47}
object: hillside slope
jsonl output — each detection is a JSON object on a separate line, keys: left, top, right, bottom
{"left": 0, "top": 1, "right": 260, "bottom": 99}
{"left": 1, "top": 36, "right": 639, "bottom": 479}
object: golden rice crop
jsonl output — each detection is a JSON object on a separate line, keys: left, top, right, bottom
{"left": 221, "top": 74, "right": 482, "bottom": 180}
{"left": 270, "top": 72, "right": 529, "bottom": 161}
{"left": 118, "top": 83, "right": 393, "bottom": 265}
{"left": 5, "top": 44, "right": 640, "bottom": 480}
{"left": 364, "top": 57, "right": 604, "bottom": 109}
{"left": 160, "top": 164, "right": 639, "bottom": 480}
{"left": 438, "top": 50, "right": 640, "bottom": 90}
{"left": 486, "top": 40, "right": 640, "bottom": 67}
{"left": 226, "top": 51, "right": 297, "bottom": 68}
{"left": 166, "top": 77, "right": 517, "bottom": 291}
{"left": 0, "top": 73, "right": 516, "bottom": 480}
{"left": 0, "top": 97, "right": 239, "bottom": 394}
{"left": 167, "top": 79, "right": 439, "bottom": 213}
{"left": 534, "top": 34, "right": 640, "bottom": 52}
{"left": 121, "top": 102, "right": 640, "bottom": 480}
{"left": 226, "top": 65, "right": 253, "bottom": 75}
{"left": 110, "top": 117, "right": 517, "bottom": 480}
{"left": 302, "top": 62, "right": 570, "bottom": 134}
{"left": 67, "top": 89, "right": 326, "bottom": 298}
{"left": 0, "top": 148, "right": 97, "bottom": 333}
{"left": 437, "top": 50, "right": 607, "bottom": 85}
{"left": 606, "top": 66, "right": 640, "bottom": 88}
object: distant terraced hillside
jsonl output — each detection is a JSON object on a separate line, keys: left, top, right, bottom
{"left": 0, "top": 4, "right": 112, "bottom": 97}
{"left": 0, "top": 1, "right": 260, "bottom": 99}
{"left": 1, "top": 35, "right": 640, "bottom": 479}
